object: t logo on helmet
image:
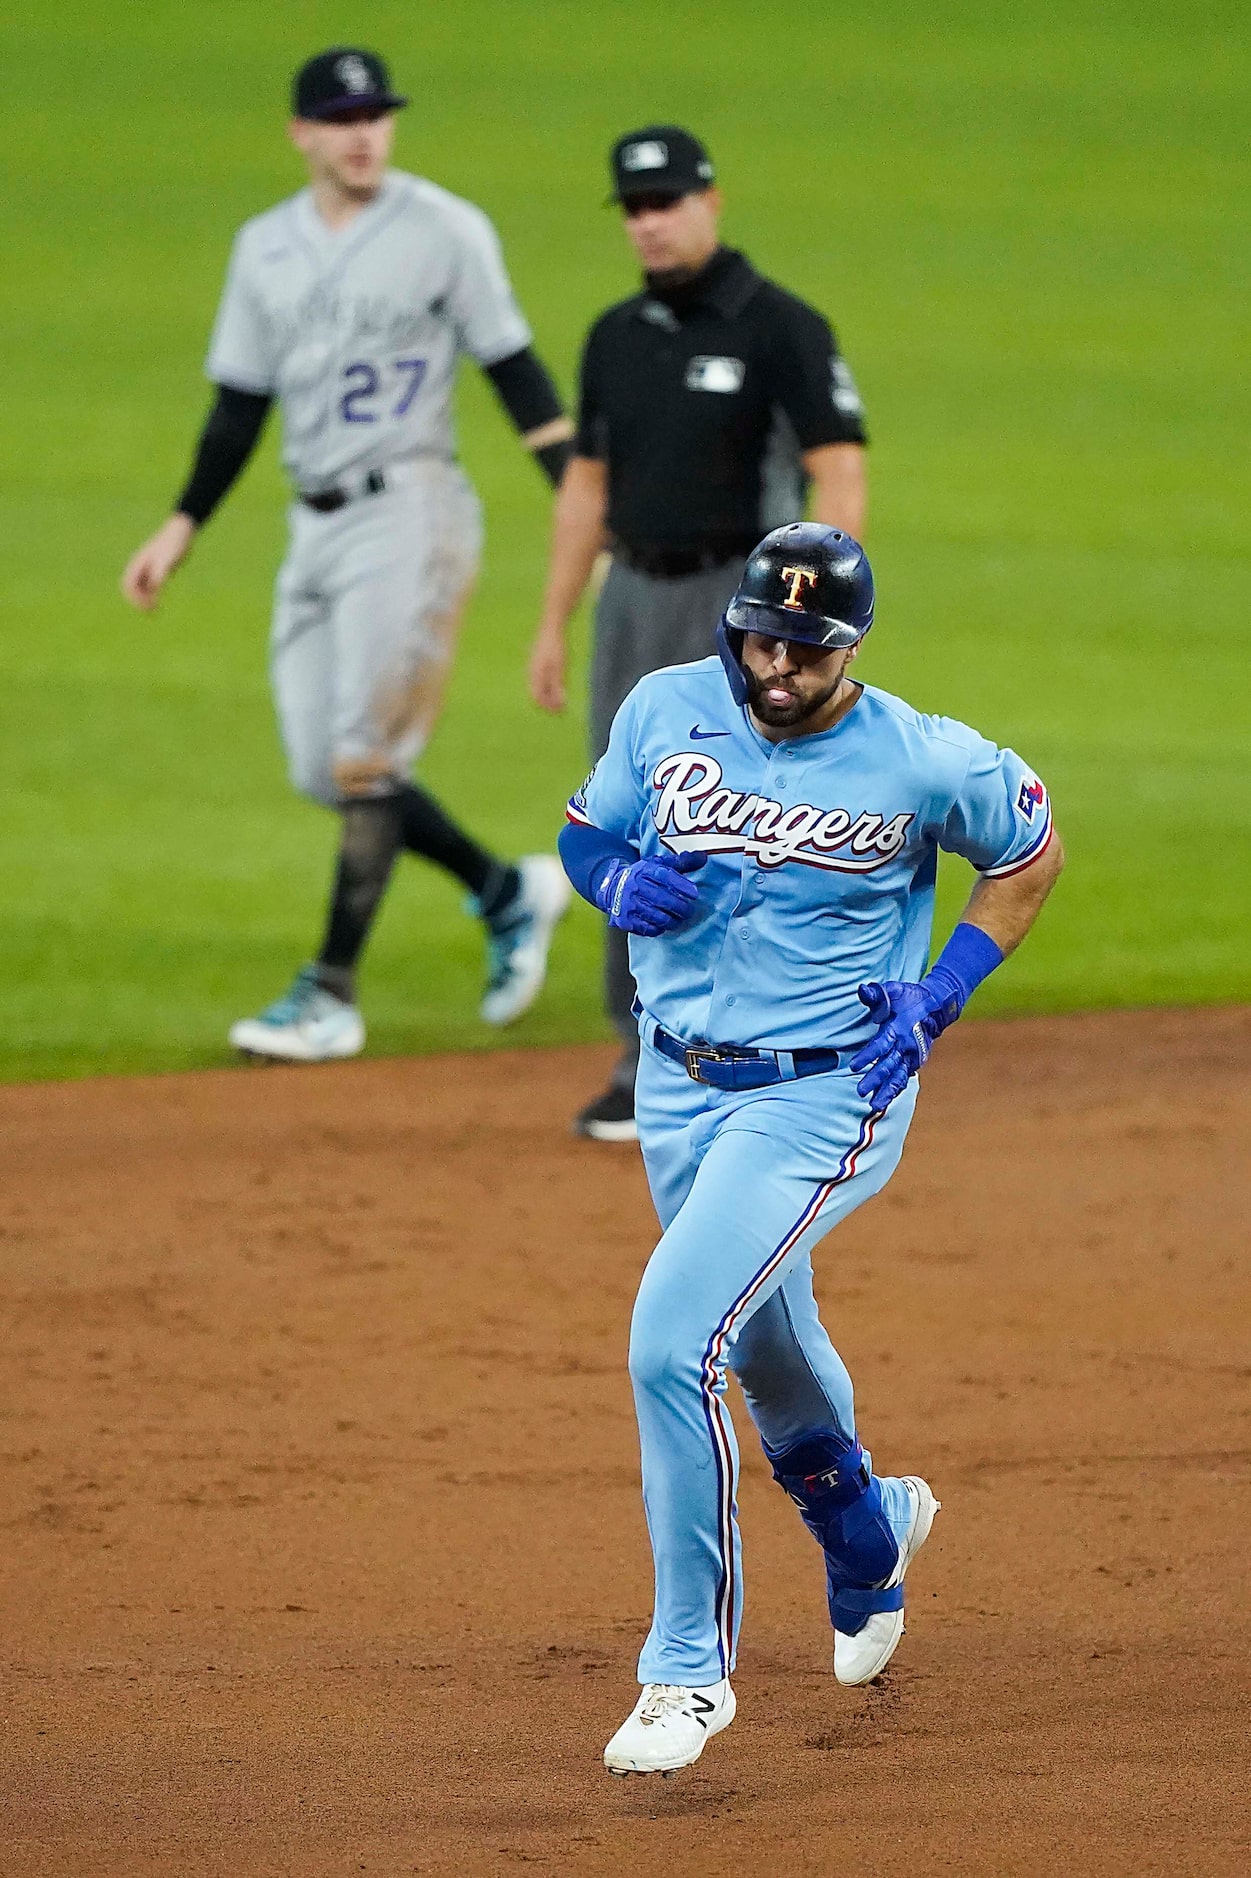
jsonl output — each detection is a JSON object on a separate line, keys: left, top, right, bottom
{"left": 780, "top": 565, "right": 818, "bottom": 610}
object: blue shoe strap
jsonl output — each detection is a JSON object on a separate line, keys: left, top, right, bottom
{"left": 770, "top": 1436, "right": 870, "bottom": 1510}
{"left": 831, "top": 1583, "right": 904, "bottom": 1631}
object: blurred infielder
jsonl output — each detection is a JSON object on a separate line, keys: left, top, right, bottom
{"left": 558, "top": 524, "right": 1063, "bottom": 1774}
{"left": 122, "top": 47, "right": 573, "bottom": 1060}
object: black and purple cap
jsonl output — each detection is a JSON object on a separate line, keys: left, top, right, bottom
{"left": 608, "top": 125, "right": 716, "bottom": 204}
{"left": 292, "top": 47, "right": 408, "bottom": 121}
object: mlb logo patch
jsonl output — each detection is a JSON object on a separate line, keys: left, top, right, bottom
{"left": 685, "top": 355, "right": 746, "bottom": 394}
{"left": 830, "top": 357, "right": 864, "bottom": 417}
{"left": 1017, "top": 778, "right": 1046, "bottom": 821}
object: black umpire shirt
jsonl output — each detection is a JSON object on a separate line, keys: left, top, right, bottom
{"left": 575, "top": 246, "right": 867, "bottom": 562}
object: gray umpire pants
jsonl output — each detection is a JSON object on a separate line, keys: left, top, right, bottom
{"left": 590, "top": 554, "right": 747, "bottom": 1090}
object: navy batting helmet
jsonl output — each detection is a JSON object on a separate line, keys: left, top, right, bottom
{"left": 716, "top": 523, "right": 875, "bottom": 705}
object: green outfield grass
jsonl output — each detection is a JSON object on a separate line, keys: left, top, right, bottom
{"left": 1, "top": 0, "right": 1247, "bottom": 1080}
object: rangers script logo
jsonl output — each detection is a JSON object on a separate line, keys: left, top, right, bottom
{"left": 650, "top": 752, "right": 913, "bottom": 873}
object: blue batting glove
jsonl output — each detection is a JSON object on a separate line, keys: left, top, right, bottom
{"left": 850, "top": 928, "right": 1004, "bottom": 1108}
{"left": 596, "top": 850, "right": 708, "bottom": 936}
{"left": 850, "top": 978, "right": 951, "bottom": 1109}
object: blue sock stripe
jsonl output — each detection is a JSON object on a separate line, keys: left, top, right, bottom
{"left": 696, "top": 1107, "right": 880, "bottom": 1674}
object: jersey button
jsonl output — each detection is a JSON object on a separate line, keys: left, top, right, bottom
{"left": 725, "top": 995, "right": 737, "bottom": 1006}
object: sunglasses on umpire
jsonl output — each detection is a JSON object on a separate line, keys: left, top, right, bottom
{"left": 621, "top": 191, "right": 687, "bottom": 218}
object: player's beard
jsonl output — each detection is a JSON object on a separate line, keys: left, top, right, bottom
{"left": 743, "top": 663, "right": 844, "bottom": 729}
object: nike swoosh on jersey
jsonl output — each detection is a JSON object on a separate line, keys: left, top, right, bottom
{"left": 689, "top": 724, "right": 731, "bottom": 740}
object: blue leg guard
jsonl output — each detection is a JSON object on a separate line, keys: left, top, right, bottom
{"left": 767, "top": 1433, "right": 903, "bottom": 1637}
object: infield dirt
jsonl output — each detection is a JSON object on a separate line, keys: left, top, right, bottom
{"left": 3, "top": 1010, "right": 1248, "bottom": 1875}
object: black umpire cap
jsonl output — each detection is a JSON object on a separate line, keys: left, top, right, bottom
{"left": 293, "top": 47, "right": 408, "bottom": 121}
{"left": 608, "top": 125, "right": 716, "bottom": 203}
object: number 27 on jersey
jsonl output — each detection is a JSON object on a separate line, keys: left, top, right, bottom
{"left": 340, "top": 357, "right": 427, "bottom": 423}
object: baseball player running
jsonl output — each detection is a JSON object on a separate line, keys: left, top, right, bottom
{"left": 559, "top": 524, "right": 1063, "bottom": 1774}
{"left": 121, "top": 47, "right": 573, "bottom": 1060}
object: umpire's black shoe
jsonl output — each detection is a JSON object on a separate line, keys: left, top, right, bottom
{"left": 574, "top": 1084, "right": 638, "bottom": 1143}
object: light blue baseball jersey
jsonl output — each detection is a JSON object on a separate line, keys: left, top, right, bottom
{"left": 568, "top": 657, "right": 1052, "bottom": 1052}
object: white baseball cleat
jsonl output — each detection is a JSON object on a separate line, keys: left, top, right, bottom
{"left": 573, "top": 1083, "right": 639, "bottom": 1143}
{"left": 603, "top": 1679, "right": 736, "bottom": 1776}
{"left": 479, "top": 855, "right": 571, "bottom": 1026}
{"left": 834, "top": 1475, "right": 940, "bottom": 1686}
{"left": 228, "top": 966, "right": 365, "bottom": 1063}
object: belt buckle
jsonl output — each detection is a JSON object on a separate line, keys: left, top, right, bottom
{"left": 684, "top": 1044, "right": 723, "bottom": 1084}
{"left": 683, "top": 1043, "right": 751, "bottom": 1085}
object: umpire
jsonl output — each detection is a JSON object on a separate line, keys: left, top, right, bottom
{"left": 530, "top": 126, "right": 869, "bottom": 1140}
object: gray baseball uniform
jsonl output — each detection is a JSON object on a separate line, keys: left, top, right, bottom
{"left": 206, "top": 170, "right": 531, "bottom": 804}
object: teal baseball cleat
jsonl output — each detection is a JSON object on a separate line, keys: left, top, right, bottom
{"left": 228, "top": 966, "right": 365, "bottom": 1063}
{"left": 477, "top": 855, "right": 572, "bottom": 1027}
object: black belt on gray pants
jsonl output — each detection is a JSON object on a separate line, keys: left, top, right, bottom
{"left": 615, "top": 540, "right": 756, "bottom": 580}
{"left": 299, "top": 469, "right": 388, "bottom": 512}
{"left": 649, "top": 1022, "right": 843, "bottom": 1090}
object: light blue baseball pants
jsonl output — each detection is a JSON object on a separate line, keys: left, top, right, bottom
{"left": 630, "top": 1040, "right": 919, "bottom": 1685}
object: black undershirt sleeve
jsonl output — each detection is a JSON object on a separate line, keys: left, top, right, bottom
{"left": 532, "top": 437, "right": 574, "bottom": 487}
{"left": 482, "top": 346, "right": 572, "bottom": 486}
{"left": 175, "top": 384, "right": 273, "bottom": 526}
